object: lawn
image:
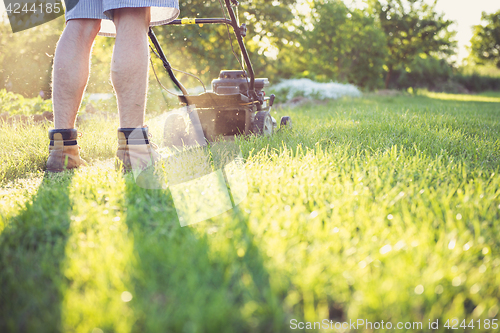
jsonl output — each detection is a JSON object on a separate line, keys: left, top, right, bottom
{"left": 0, "top": 93, "right": 499, "bottom": 332}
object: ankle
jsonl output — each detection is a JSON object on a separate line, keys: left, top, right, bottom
{"left": 49, "top": 128, "right": 78, "bottom": 146}
{"left": 118, "top": 127, "right": 150, "bottom": 145}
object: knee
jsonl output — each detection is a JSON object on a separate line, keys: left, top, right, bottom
{"left": 65, "top": 19, "right": 101, "bottom": 44}
{"left": 114, "top": 8, "right": 151, "bottom": 33}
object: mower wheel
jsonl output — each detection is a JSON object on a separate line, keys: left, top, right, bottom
{"left": 280, "top": 116, "right": 292, "bottom": 129}
{"left": 253, "top": 111, "right": 273, "bottom": 136}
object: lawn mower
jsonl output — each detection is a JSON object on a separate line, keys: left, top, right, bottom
{"left": 147, "top": 0, "right": 292, "bottom": 143}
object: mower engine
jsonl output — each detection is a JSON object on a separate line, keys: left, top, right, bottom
{"left": 212, "top": 70, "right": 269, "bottom": 106}
{"left": 175, "top": 69, "right": 278, "bottom": 142}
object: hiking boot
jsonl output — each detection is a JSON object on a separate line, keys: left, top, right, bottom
{"left": 46, "top": 128, "right": 86, "bottom": 172}
{"left": 116, "top": 126, "right": 160, "bottom": 172}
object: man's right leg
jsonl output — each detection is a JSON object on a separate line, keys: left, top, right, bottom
{"left": 47, "top": 19, "right": 101, "bottom": 172}
{"left": 52, "top": 19, "right": 101, "bottom": 129}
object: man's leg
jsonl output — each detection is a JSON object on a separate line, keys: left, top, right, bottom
{"left": 112, "top": 8, "right": 160, "bottom": 176}
{"left": 111, "top": 8, "right": 151, "bottom": 128}
{"left": 52, "top": 19, "right": 101, "bottom": 129}
{"left": 47, "top": 19, "right": 100, "bottom": 172}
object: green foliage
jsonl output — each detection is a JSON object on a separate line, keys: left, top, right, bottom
{"left": 1, "top": 94, "right": 500, "bottom": 331}
{"left": 453, "top": 73, "right": 500, "bottom": 93}
{"left": 387, "top": 56, "right": 500, "bottom": 93}
{"left": 382, "top": 57, "right": 500, "bottom": 94}
{"left": 282, "top": 0, "right": 388, "bottom": 90}
{"left": 86, "top": 36, "right": 115, "bottom": 94}
{"left": 0, "top": 89, "right": 53, "bottom": 115}
{"left": 389, "top": 55, "right": 453, "bottom": 90}
{"left": 0, "top": 17, "right": 64, "bottom": 97}
{"left": 470, "top": 10, "right": 500, "bottom": 69}
{"left": 370, "top": 0, "right": 456, "bottom": 88}
{"left": 274, "top": 0, "right": 459, "bottom": 91}
{"left": 460, "top": 63, "right": 500, "bottom": 78}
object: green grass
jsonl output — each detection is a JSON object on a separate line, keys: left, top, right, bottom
{"left": 0, "top": 93, "right": 499, "bottom": 332}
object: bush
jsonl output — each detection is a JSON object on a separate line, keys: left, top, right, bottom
{"left": 452, "top": 73, "right": 500, "bottom": 92}
{"left": 386, "top": 55, "right": 500, "bottom": 93}
{"left": 388, "top": 56, "right": 453, "bottom": 91}
{"left": 0, "top": 89, "right": 52, "bottom": 116}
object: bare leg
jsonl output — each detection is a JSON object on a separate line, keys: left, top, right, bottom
{"left": 52, "top": 19, "right": 101, "bottom": 129}
{"left": 111, "top": 8, "right": 151, "bottom": 128}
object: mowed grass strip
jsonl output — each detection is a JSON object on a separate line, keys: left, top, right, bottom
{"left": 0, "top": 94, "right": 499, "bottom": 332}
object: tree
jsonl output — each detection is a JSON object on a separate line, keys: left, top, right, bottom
{"left": 369, "top": 0, "right": 456, "bottom": 88}
{"left": 470, "top": 10, "right": 500, "bottom": 69}
{"left": 289, "top": 0, "right": 388, "bottom": 89}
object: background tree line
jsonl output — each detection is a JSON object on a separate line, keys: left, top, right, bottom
{"left": 1, "top": 0, "right": 500, "bottom": 98}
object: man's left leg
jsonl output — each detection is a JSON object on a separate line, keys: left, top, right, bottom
{"left": 112, "top": 7, "right": 150, "bottom": 128}
{"left": 111, "top": 8, "right": 159, "bottom": 171}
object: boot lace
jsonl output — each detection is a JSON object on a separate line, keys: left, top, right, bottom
{"left": 77, "top": 131, "right": 83, "bottom": 151}
{"left": 144, "top": 125, "right": 159, "bottom": 149}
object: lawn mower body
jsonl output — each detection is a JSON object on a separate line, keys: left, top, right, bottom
{"left": 148, "top": 0, "right": 289, "bottom": 142}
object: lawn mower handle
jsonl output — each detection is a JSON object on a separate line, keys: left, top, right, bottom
{"left": 149, "top": 0, "right": 257, "bottom": 99}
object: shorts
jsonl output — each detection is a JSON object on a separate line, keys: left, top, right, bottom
{"left": 65, "top": 0, "right": 180, "bottom": 37}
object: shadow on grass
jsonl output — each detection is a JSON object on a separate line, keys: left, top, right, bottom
{"left": 0, "top": 172, "right": 75, "bottom": 333}
{"left": 123, "top": 176, "right": 286, "bottom": 332}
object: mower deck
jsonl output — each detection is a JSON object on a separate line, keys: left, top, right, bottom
{"left": 179, "top": 92, "right": 260, "bottom": 141}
